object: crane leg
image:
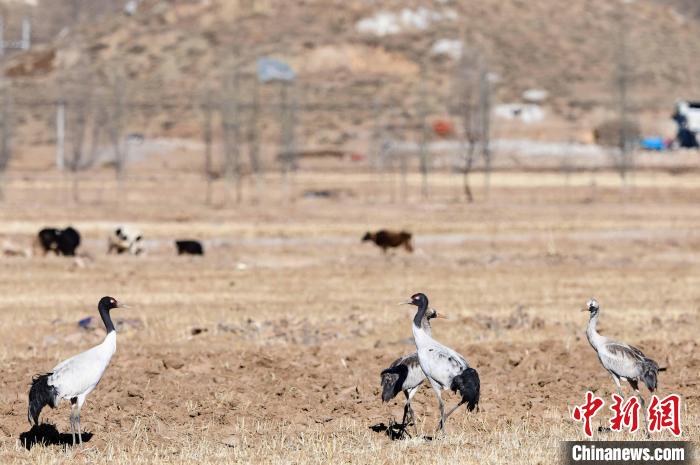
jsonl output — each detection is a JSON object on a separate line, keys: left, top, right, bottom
{"left": 444, "top": 399, "right": 466, "bottom": 421}
{"left": 76, "top": 395, "right": 86, "bottom": 445}
{"left": 69, "top": 399, "right": 76, "bottom": 446}
{"left": 407, "top": 403, "right": 417, "bottom": 436}
{"left": 401, "top": 401, "right": 410, "bottom": 427}
{"left": 610, "top": 373, "right": 624, "bottom": 399}
{"left": 638, "top": 393, "right": 649, "bottom": 437}
{"left": 405, "top": 386, "right": 420, "bottom": 436}
{"left": 429, "top": 380, "right": 446, "bottom": 433}
{"left": 398, "top": 402, "right": 413, "bottom": 439}
{"left": 629, "top": 380, "right": 649, "bottom": 437}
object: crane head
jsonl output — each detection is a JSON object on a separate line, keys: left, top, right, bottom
{"left": 583, "top": 298, "right": 599, "bottom": 314}
{"left": 399, "top": 292, "right": 429, "bottom": 308}
{"left": 98, "top": 296, "right": 128, "bottom": 311}
{"left": 427, "top": 307, "right": 449, "bottom": 320}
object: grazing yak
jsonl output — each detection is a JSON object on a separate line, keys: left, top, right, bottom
{"left": 362, "top": 230, "right": 413, "bottom": 253}
{"left": 175, "top": 240, "right": 204, "bottom": 256}
{"left": 36, "top": 227, "right": 81, "bottom": 256}
{"left": 108, "top": 226, "right": 144, "bottom": 255}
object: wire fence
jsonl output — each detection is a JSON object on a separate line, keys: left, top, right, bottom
{"left": 0, "top": 46, "right": 665, "bottom": 207}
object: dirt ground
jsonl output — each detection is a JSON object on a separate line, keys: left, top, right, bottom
{"left": 0, "top": 169, "right": 698, "bottom": 464}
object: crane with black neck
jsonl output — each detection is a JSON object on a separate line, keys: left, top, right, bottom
{"left": 400, "top": 293, "right": 480, "bottom": 433}
{"left": 28, "top": 296, "right": 127, "bottom": 446}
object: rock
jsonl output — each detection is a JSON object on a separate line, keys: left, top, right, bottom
{"left": 162, "top": 357, "right": 184, "bottom": 369}
{"left": 127, "top": 389, "right": 144, "bottom": 399}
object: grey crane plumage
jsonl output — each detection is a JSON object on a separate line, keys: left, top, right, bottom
{"left": 584, "top": 298, "right": 663, "bottom": 431}
{"left": 401, "top": 293, "right": 480, "bottom": 433}
{"left": 28, "top": 296, "right": 127, "bottom": 446}
{"left": 380, "top": 308, "right": 442, "bottom": 435}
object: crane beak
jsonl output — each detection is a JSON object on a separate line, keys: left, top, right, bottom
{"left": 434, "top": 313, "right": 450, "bottom": 320}
{"left": 398, "top": 300, "right": 413, "bottom": 306}
{"left": 580, "top": 307, "right": 588, "bottom": 312}
{"left": 117, "top": 302, "right": 130, "bottom": 309}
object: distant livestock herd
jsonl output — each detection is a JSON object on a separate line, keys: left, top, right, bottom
{"left": 27, "top": 227, "right": 414, "bottom": 258}
{"left": 35, "top": 226, "right": 204, "bottom": 257}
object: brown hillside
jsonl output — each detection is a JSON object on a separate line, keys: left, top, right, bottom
{"left": 2, "top": 0, "right": 700, "bottom": 137}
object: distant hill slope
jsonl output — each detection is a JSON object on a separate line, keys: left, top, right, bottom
{"left": 2, "top": 0, "right": 700, "bottom": 137}
{"left": 660, "top": 0, "right": 700, "bottom": 19}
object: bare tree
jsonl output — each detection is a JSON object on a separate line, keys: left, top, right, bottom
{"left": 0, "top": 84, "right": 12, "bottom": 201}
{"left": 246, "top": 77, "right": 262, "bottom": 202}
{"left": 201, "top": 91, "right": 214, "bottom": 205}
{"left": 61, "top": 69, "right": 95, "bottom": 203}
{"left": 479, "top": 67, "right": 493, "bottom": 197}
{"left": 451, "top": 47, "right": 491, "bottom": 202}
{"left": 221, "top": 68, "right": 243, "bottom": 203}
{"left": 417, "top": 62, "right": 430, "bottom": 199}
{"left": 612, "top": 0, "right": 637, "bottom": 184}
{"left": 105, "top": 69, "right": 128, "bottom": 180}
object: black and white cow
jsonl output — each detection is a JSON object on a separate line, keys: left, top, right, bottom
{"left": 108, "top": 226, "right": 144, "bottom": 255}
{"left": 36, "top": 227, "right": 81, "bottom": 256}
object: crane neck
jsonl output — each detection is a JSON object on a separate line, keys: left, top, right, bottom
{"left": 99, "top": 304, "right": 116, "bottom": 334}
{"left": 586, "top": 311, "right": 603, "bottom": 348}
{"left": 412, "top": 301, "right": 429, "bottom": 331}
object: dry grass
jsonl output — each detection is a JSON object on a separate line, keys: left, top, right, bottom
{"left": 0, "top": 171, "right": 698, "bottom": 464}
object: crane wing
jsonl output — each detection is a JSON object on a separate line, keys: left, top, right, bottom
{"left": 420, "top": 344, "right": 468, "bottom": 387}
{"left": 598, "top": 340, "right": 648, "bottom": 379}
{"left": 605, "top": 341, "right": 647, "bottom": 362}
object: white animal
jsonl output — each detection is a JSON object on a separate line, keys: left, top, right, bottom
{"left": 28, "top": 297, "right": 127, "bottom": 445}
{"left": 401, "top": 293, "right": 480, "bottom": 432}
{"left": 380, "top": 308, "right": 443, "bottom": 436}
{"left": 108, "top": 226, "right": 143, "bottom": 255}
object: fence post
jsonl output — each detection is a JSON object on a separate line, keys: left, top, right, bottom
{"left": 202, "top": 95, "right": 213, "bottom": 205}
{"left": 56, "top": 101, "right": 65, "bottom": 170}
{"left": 21, "top": 17, "right": 30, "bottom": 50}
{"left": 417, "top": 61, "right": 430, "bottom": 200}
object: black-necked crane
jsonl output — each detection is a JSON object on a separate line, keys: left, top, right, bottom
{"left": 380, "top": 308, "right": 444, "bottom": 435}
{"left": 583, "top": 298, "right": 662, "bottom": 430}
{"left": 28, "top": 296, "right": 127, "bottom": 446}
{"left": 400, "top": 293, "right": 480, "bottom": 433}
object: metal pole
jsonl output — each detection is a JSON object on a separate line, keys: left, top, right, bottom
{"left": 21, "top": 17, "right": 30, "bottom": 50}
{"left": 0, "top": 17, "right": 5, "bottom": 58}
{"left": 56, "top": 101, "right": 65, "bottom": 170}
{"left": 203, "top": 98, "right": 213, "bottom": 205}
{"left": 417, "top": 62, "right": 429, "bottom": 199}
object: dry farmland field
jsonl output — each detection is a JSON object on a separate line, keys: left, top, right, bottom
{"left": 0, "top": 170, "right": 698, "bottom": 464}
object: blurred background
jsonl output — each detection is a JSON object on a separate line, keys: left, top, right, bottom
{"left": 1, "top": 3, "right": 699, "bottom": 462}
{"left": 0, "top": 0, "right": 697, "bottom": 208}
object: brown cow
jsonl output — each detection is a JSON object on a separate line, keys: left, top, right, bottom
{"left": 362, "top": 230, "right": 413, "bottom": 253}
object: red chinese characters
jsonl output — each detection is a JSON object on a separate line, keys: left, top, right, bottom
{"left": 572, "top": 392, "right": 682, "bottom": 437}
{"left": 648, "top": 394, "right": 682, "bottom": 436}
{"left": 572, "top": 391, "right": 605, "bottom": 437}
{"left": 609, "top": 394, "right": 640, "bottom": 432}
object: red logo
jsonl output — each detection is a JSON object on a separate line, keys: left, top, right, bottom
{"left": 572, "top": 393, "right": 682, "bottom": 437}
{"left": 572, "top": 391, "right": 605, "bottom": 437}
{"left": 609, "top": 394, "right": 640, "bottom": 433}
{"left": 648, "top": 394, "right": 682, "bottom": 436}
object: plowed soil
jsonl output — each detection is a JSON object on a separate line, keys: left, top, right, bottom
{"left": 0, "top": 171, "right": 698, "bottom": 464}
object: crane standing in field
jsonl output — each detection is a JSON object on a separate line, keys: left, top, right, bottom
{"left": 380, "top": 307, "right": 445, "bottom": 436}
{"left": 583, "top": 298, "right": 663, "bottom": 431}
{"left": 28, "top": 296, "right": 127, "bottom": 446}
{"left": 400, "top": 293, "right": 480, "bottom": 433}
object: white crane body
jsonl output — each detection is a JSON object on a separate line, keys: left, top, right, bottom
{"left": 28, "top": 296, "right": 125, "bottom": 446}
